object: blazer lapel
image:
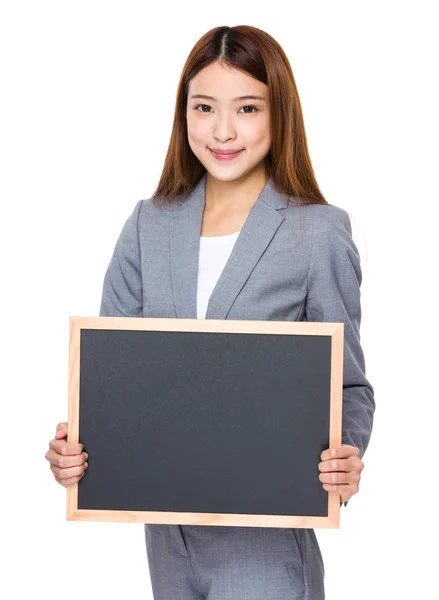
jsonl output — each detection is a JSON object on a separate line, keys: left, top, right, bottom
{"left": 170, "top": 172, "right": 287, "bottom": 320}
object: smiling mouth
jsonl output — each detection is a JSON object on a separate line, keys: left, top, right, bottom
{"left": 209, "top": 149, "right": 244, "bottom": 161}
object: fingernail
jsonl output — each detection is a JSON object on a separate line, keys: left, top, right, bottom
{"left": 84, "top": 453, "right": 88, "bottom": 459}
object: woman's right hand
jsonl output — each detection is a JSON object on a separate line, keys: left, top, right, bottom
{"left": 45, "top": 422, "right": 88, "bottom": 487}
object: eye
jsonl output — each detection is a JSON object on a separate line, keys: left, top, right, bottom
{"left": 193, "top": 104, "right": 259, "bottom": 113}
{"left": 239, "top": 105, "right": 258, "bottom": 113}
{"left": 194, "top": 104, "right": 213, "bottom": 112}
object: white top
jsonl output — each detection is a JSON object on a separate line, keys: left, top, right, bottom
{"left": 197, "top": 230, "right": 241, "bottom": 319}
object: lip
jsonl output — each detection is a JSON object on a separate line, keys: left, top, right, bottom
{"left": 209, "top": 148, "right": 244, "bottom": 161}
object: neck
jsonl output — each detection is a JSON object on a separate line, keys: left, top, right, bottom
{"left": 205, "top": 165, "right": 269, "bottom": 213}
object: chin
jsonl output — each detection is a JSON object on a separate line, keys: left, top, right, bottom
{"left": 206, "top": 168, "right": 249, "bottom": 182}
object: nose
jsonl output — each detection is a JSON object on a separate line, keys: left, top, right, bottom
{"left": 213, "top": 112, "right": 237, "bottom": 143}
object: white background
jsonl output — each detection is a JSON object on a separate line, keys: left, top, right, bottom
{"left": 1, "top": 1, "right": 437, "bottom": 598}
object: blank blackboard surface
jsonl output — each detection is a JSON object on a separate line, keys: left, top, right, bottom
{"left": 67, "top": 317, "right": 343, "bottom": 529}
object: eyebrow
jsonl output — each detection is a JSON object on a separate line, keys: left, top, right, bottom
{"left": 190, "top": 94, "right": 266, "bottom": 102}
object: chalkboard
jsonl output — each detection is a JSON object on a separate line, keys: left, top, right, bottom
{"left": 67, "top": 317, "right": 343, "bottom": 528}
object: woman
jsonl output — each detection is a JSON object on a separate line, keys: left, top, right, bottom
{"left": 45, "top": 24, "right": 375, "bottom": 599}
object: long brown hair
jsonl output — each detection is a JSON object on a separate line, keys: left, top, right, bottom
{"left": 152, "top": 25, "right": 328, "bottom": 206}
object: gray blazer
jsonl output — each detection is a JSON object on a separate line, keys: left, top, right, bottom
{"left": 99, "top": 173, "right": 375, "bottom": 459}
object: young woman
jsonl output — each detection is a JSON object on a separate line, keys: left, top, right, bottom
{"left": 45, "top": 24, "right": 375, "bottom": 599}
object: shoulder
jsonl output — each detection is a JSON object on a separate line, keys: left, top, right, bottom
{"left": 112, "top": 197, "right": 172, "bottom": 248}
{"left": 281, "top": 202, "right": 353, "bottom": 249}
{"left": 125, "top": 195, "right": 178, "bottom": 236}
{"left": 296, "top": 203, "right": 352, "bottom": 235}
{"left": 300, "top": 204, "right": 361, "bottom": 276}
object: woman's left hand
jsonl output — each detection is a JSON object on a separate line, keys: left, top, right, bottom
{"left": 318, "top": 444, "right": 364, "bottom": 502}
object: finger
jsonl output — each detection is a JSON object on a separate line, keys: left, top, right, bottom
{"left": 55, "top": 422, "right": 68, "bottom": 438}
{"left": 46, "top": 449, "right": 88, "bottom": 468}
{"left": 319, "top": 471, "right": 359, "bottom": 485}
{"left": 318, "top": 457, "right": 351, "bottom": 473}
{"left": 51, "top": 462, "right": 88, "bottom": 480}
{"left": 319, "top": 455, "right": 364, "bottom": 475}
{"left": 55, "top": 471, "right": 86, "bottom": 488}
{"left": 320, "top": 445, "right": 360, "bottom": 461}
{"left": 49, "top": 438, "right": 84, "bottom": 456}
{"left": 322, "top": 482, "right": 359, "bottom": 502}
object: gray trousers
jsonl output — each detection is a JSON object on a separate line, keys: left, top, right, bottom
{"left": 144, "top": 524, "right": 325, "bottom": 599}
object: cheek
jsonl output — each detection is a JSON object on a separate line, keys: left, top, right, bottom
{"left": 187, "top": 117, "right": 207, "bottom": 144}
{"left": 243, "top": 118, "right": 270, "bottom": 147}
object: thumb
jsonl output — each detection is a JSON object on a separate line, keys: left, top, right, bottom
{"left": 55, "top": 422, "right": 68, "bottom": 438}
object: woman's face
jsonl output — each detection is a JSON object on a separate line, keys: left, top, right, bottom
{"left": 186, "top": 61, "right": 271, "bottom": 182}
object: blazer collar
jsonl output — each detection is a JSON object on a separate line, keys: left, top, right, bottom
{"left": 170, "top": 173, "right": 288, "bottom": 320}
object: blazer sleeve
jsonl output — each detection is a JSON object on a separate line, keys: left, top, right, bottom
{"left": 99, "top": 200, "right": 144, "bottom": 318}
{"left": 305, "top": 207, "right": 375, "bottom": 460}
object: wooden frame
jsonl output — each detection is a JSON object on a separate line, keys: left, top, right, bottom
{"left": 67, "top": 316, "right": 343, "bottom": 528}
